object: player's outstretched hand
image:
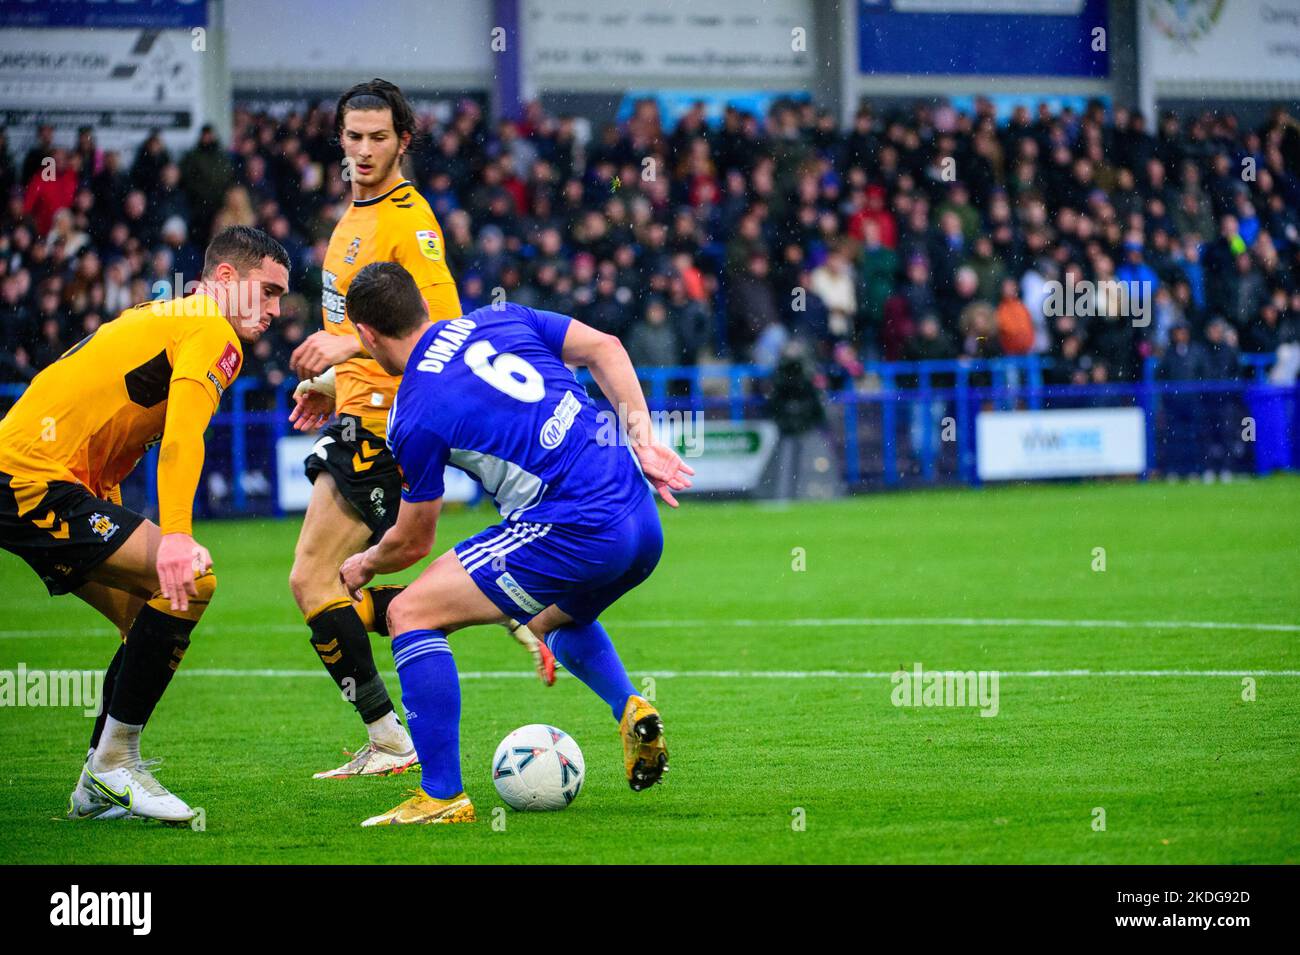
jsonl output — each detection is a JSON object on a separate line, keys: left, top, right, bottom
{"left": 157, "top": 532, "right": 207, "bottom": 613}
{"left": 289, "top": 389, "right": 333, "bottom": 432}
{"left": 634, "top": 441, "right": 695, "bottom": 508}
{"left": 339, "top": 552, "right": 375, "bottom": 601}
{"left": 290, "top": 330, "right": 357, "bottom": 379}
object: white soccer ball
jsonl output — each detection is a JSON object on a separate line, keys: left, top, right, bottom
{"left": 491, "top": 724, "right": 585, "bottom": 811}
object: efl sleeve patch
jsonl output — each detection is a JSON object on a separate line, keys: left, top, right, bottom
{"left": 415, "top": 230, "right": 443, "bottom": 262}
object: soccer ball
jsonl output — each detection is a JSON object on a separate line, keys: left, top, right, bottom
{"left": 491, "top": 724, "right": 585, "bottom": 811}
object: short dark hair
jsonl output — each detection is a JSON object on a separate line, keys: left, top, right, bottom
{"left": 334, "top": 78, "right": 417, "bottom": 143}
{"left": 346, "top": 262, "right": 425, "bottom": 338}
{"left": 202, "top": 226, "right": 290, "bottom": 277}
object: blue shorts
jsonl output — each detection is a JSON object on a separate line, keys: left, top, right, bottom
{"left": 454, "top": 490, "right": 663, "bottom": 626}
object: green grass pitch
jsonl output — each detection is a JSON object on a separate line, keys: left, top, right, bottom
{"left": 1, "top": 477, "right": 1297, "bottom": 864}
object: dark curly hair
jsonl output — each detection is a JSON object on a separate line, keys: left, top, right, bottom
{"left": 333, "top": 78, "right": 417, "bottom": 145}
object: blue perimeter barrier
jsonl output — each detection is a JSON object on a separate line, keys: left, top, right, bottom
{"left": 0, "top": 352, "right": 1294, "bottom": 517}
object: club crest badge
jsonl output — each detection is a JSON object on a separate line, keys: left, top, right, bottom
{"left": 88, "top": 513, "right": 119, "bottom": 542}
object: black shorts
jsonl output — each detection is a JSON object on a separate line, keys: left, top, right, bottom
{"left": 0, "top": 472, "right": 145, "bottom": 596}
{"left": 303, "top": 415, "right": 401, "bottom": 543}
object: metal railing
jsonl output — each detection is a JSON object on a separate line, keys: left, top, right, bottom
{"left": 1, "top": 352, "right": 1294, "bottom": 515}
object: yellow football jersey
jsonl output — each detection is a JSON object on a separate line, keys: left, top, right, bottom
{"left": 322, "top": 179, "right": 461, "bottom": 428}
{"left": 0, "top": 293, "right": 242, "bottom": 509}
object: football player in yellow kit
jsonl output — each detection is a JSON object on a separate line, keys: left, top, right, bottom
{"left": 0, "top": 226, "right": 290, "bottom": 821}
{"left": 286, "top": 79, "right": 462, "bottom": 778}
{"left": 290, "top": 81, "right": 553, "bottom": 780}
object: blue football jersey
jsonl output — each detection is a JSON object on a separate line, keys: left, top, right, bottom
{"left": 386, "top": 303, "right": 648, "bottom": 527}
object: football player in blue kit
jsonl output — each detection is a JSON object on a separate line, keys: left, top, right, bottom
{"left": 337, "top": 261, "right": 694, "bottom": 826}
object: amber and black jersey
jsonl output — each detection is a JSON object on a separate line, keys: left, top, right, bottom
{"left": 0, "top": 292, "right": 241, "bottom": 517}
{"left": 321, "top": 179, "right": 460, "bottom": 433}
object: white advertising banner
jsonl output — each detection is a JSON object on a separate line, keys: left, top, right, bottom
{"left": 278, "top": 418, "right": 778, "bottom": 509}
{"left": 976, "top": 408, "right": 1146, "bottom": 481}
{"left": 0, "top": 28, "right": 207, "bottom": 155}
{"left": 1141, "top": 0, "right": 1300, "bottom": 84}
{"left": 226, "top": 0, "right": 493, "bottom": 77}
{"left": 524, "top": 0, "right": 815, "bottom": 81}
{"left": 276, "top": 435, "right": 479, "bottom": 514}
{"left": 655, "top": 419, "right": 780, "bottom": 493}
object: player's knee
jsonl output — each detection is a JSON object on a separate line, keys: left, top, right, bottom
{"left": 287, "top": 558, "right": 319, "bottom": 612}
{"left": 385, "top": 591, "right": 425, "bottom": 637}
{"left": 384, "top": 595, "right": 408, "bottom": 637}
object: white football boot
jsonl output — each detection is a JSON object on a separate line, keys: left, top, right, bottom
{"left": 67, "top": 752, "right": 130, "bottom": 821}
{"left": 312, "top": 742, "right": 419, "bottom": 779}
{"left": 83, "top": 757, "right": 196, "bottom": 823}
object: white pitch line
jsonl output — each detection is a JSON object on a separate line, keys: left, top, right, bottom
{"left": 1, "top": 615, "right": 1297, "bottom": 639}
{"left": 169, "top": 668, "right": 1300, "bottom": 680}
{"left": 617, "top": 617, "right": 1300, "bottom": 633}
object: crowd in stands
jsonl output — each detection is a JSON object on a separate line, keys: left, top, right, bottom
{"left": 3, "top": 96, "right": 1300, "bottom": 401}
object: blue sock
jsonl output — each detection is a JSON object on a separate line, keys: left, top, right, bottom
{"left": 391, "top": 629, "right": 462, "bottom": 799}
{"left": 545, "top": 620, "right": 637, "bottom": 721}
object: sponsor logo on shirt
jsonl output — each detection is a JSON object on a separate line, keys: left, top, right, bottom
{"left": 206, "top": 371, "right": 225, "bottom": 397}
{"left": 322, "top": 270, "right": 345, "bottom": 324}
{"left": 496, "top": 572, "right": 544, "bottom": 614}
{"left": 539, "top": 391, "right": 581, "bottom": 450}
{"left": 415, "top": 229, "right": 443, "bottom": 262}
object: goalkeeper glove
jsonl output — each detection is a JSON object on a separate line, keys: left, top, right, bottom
{"left": 293, "top": 364, "right": 337, "bottom": 400}
{"left": 504, "top": 618, "right": 556, "bottom": 686}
